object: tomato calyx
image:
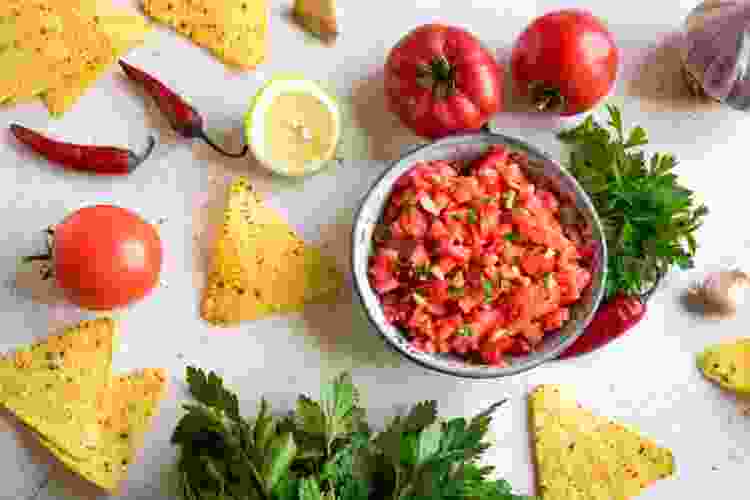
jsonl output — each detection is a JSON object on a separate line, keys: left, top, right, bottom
{"left": 22, "top": 227, "right": 56, "bottom": 280}
{"left": 528, "top": 81, "right": 567, "bottom": 112}
{"left": 416, "top": 55, "right": 458, "bottom": 100}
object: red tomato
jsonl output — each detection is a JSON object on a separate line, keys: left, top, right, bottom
{"left": 510, "top": 9, "right": 618, "bottom": 115}
{"left": 385, "top": 24, "right": 504, "bottom": 139}
{"left": 52, "top": 205, "right": 162, "bottom": 310}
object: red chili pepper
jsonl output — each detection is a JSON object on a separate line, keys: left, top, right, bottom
{"left": 557, "top": 294, "right": 646, "bottom": 359}
{"left": 10, "top": 124, "right": 155, "bottom": 176}
{"left": 118, "top": 60, "right": 248, "bottom": 158}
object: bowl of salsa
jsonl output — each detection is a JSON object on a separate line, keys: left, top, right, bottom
{"left": 352, "top": 133, "right": 607, "bottom": 378}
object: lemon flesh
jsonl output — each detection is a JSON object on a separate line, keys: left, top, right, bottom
{"left": 246, "top": 77, "right": 341, "bottom": 177}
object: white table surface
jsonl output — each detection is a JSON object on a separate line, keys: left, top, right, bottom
{"left": 1, "top": 0, "right": 748, "bottom": 498}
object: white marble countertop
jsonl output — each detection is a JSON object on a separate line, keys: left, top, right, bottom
{"left": 0, "top": 0, "right": 748, "bottom": 498}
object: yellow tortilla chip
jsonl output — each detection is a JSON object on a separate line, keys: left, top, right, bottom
{"left": 37, "top": 368, "right": 168, "bottom": 492}
{"left": 0, "top": 318, "right": 116, "bottom": 461}
{"left": 0, "top": 0, "right": 114, "bottom": 104}
{"left": 142, "top": 0, "right": 267, "bottom": 69}
{"left": 697, "top": 338, "right": 750, "bottom": 393}
{"left": 201, "top": 177, "right": 343, "bottom": 325}
{"left": 529, "top": 385, "right": 674, "bottom": 500}
{"left": 42, "top": 2, "right": 152, "bottom": 116}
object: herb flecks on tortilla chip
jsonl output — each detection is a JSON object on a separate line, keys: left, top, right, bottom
{"left": 530, "top": 385, "right": 674, "bottom": 500}
{"left": 0, "top": 317, "right": 116, "bottom": 461}
{"left": 42, "top": 1, "right": 152, "bottom": 116}
{"left": 201, "top": 177, "right": 343, "bottom": 326}
{"left": 37, "top": 368, "right": 168, "bottom": 493}
{"left": 0, "top": 0, "right": 149, "bottom": 115}
{"left": 142, "top": 0, "right": 267, "bottom": 69}
{"left": 698, "top": 339, "right": 750, "bottom": 393}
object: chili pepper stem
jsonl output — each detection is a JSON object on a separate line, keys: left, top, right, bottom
{"left": 22, "top": 227, "right": 56, "bottom": 280}
{"left": 197, "top": 129, "right": 249, "bottom": 158}
{"left": 130, "top": 135, "right": 157, "bottom": 170}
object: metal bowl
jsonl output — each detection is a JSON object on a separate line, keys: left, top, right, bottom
{"left": 351, "top": 132, "right": 607, "bottom": 378}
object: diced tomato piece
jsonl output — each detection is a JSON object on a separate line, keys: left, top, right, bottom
{"left": 432, "top": 190, "right": 453, "bottom": 211}
{"left": 519, "top": 322, "right": 545, "bottom": 345}
{"left": 471, "top": 144, "right": 509, "bottom": 172}
{"left": 537, "top": 190, "right": 560, "bottom": 213}
{"left": 478, "top": 204, "right": 501, "bottom": 238}
{"left": 542, "top": 308, "right": 570, "bottom": 331}
{"left": 520, "top": 252, "right": 556, "bottom": 276}
{"left": 451, "top": 334, "right": 480, "bottom": 355}
{"left": 433, "top": 161, "right": 459, "bottom": 179}
{"left": 497, "top": 161, "right": 525, "bottom": 188}
{"left": 408, "top": 243, "right": 430, "bottom": 267}
{"left": 480, "top": 335, "right": 514, "bottom": 365}
{"left": 428, "top": 219, "right": 450, "bottom": 241}
{"left": 521, "top": 193, "right": 544, "bottom": 213}
{"left": 507, "top": 336, "right": 531, "bottom": 355}
{"left": 468, "top": 309, "right": 503, "bottom": 336}
{"left": 435, "top": 315, "right": 461, "bottom": 340}
{"left": 437, "top": 240, "right": 471, "bottom": 263}
{"left": 383, "top": 303, "right": 411, "bottom": 323}
{"left": 453, "top": 176, "right": 482, "bottom": 203}
{"left": 437, "top": 256, "right": 457, "bottom": 274}
{"left": 398, "top": 207, "right": 428, "bottom": 239}
{"left": 372, "top": 275, "right": 400, "bottom": 295}
{"left": 458, "top": 288, "right": 484, "bottom": 313}
{"left": 575, "top": 267, "right": 592, "bottom": 291}
{"left": 425, "top": 279, "right": 450, "bottom": 304}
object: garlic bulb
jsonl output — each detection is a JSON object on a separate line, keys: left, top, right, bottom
{"left": 687, "top": 269, "right": 750, "bottom": 318}
{"left": 681, "top": 1, "right": 750, "bottom": 109}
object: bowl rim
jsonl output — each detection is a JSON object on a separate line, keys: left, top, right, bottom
{"left": 351, "top": 131, "right": 607, "bottom": 379}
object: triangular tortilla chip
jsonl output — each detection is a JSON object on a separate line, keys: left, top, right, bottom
{"left": 37, "top": 368, "right": 167, "bottom": 492}
{"left": 142, "top": 0, "right": 267, "bottom": 69}
{"left": 529, "top": 385, "right": 674, "bottom": 500}
{"left": 697, "top": 338, "right": 750, "bottom": 393}
{"left": 201, "top": 177, "right": 343, "bottom": 325}
{"left": 0, "top": 318, "right": 116, "bottom": 461}
{"left": 42, "top": 2, "right": 152, "bottom": 116}
{"left": 0, "top": 0, "right": 114, "bottom": 104}
{"left": 292, "top": 0, "right": 338, "bottom": 44}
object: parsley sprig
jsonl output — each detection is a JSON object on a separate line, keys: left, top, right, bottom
{"left": 173, "top": 367, "right": 532, "bottom": 500}
{"left": 557, "top": 105, "right": 708, "bottom": 299}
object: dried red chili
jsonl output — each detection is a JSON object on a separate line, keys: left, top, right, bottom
{"left": 119, "top": 60, "right": 248, "bottom": 158}
{"left": 10, "top": 124, "right": 155, "bottom": 176}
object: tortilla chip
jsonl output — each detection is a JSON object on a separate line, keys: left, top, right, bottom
{"left": 201, "top": 177, "right": 343, "bottom": 325}
{"left": 0, "top": 0, "right": 114, "bottom": 104}
{"left": 142, "top": 0, "right": 267, "bottom": 69}
{"left": 292, "top": 0, "right": 338, "bottom": 44}
{"left": 0, "top": 318, "right": 116, "bottom": 461}
{"left": 37, "top": 368, "right": 167, "bottom": 492}
{"left": 42, "top": 2, "right": 152, "bottom": 116}
{"left": 529, "top": 385, "right": 674, "bottom": 500}
{"left": 697, "top": 338, "right": 750, "bottom": 393}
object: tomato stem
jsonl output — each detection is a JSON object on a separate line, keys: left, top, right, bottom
{"left": 528, "top": 82, "right": 566, "bottom": 112}
{"left": 22, "top": 227, "right": 56, "bottom": 280}
{"left": 416, "top": 56, "right": 457, "bottom": 100}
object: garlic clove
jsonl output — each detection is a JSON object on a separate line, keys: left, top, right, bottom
{"left": 686, "top": 269, "right": 750, "bottom": 319}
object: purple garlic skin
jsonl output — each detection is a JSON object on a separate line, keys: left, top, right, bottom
{"left": 682, "top": 1, "right": 750, "bottom": 109}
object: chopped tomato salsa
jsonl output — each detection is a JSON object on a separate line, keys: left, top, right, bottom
{"left": 369, "top": 145, "right": 594, "bottom": 366}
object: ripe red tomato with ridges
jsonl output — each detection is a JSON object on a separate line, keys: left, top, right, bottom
{"left": 510, "top": 9, "right": 618, "bottom": 115}
{"left": 385, "top": 24, "right": 504, "bottom": 139}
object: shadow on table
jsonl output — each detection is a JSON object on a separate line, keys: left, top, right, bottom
{"left": 0, "top": 408, "right": 105, "bottom": 500}
{"left": 349, "top": 70, "right": 425, "bottom": 162}
{"left": 299, "top": 213, "right": 403, "bottom": 371}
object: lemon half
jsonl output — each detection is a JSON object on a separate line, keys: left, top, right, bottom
{"left": 246, "top": 76, "right": 341, "bottom": 177}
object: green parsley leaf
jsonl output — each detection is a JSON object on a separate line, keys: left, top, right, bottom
{"left": 482, "top": 278, "right": 494, "bottom": 303}
{"left": 467, "top": 208, "right": 478, "bottom": 224}
{"left": 450, "top": 213, "right": 464, "bottom": 221}
{"left": 480, "top": 196, "right": 495, "bottom": 204}
{"left": 558, "top": 105, "right": 708, "bottom": 298}
{"left": 448, "top": 285, "right": 465, "bottom": 298}
{"left": 503, "top": 232, "right": 519, "bottom": 242}
{"left": 403, "top": 400, "right": 438, "bottom": 433}
{"left": 414, "top": 264, "right": 431, "bottom": 280}
{"left": 543, "top": 272, "right": 555, "bottom": 289}
{"left": 456, "top": 325, "right": 474, "bottom": 337}
{"left": 186, "top": 365, "right": 241, "bottom": 421}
